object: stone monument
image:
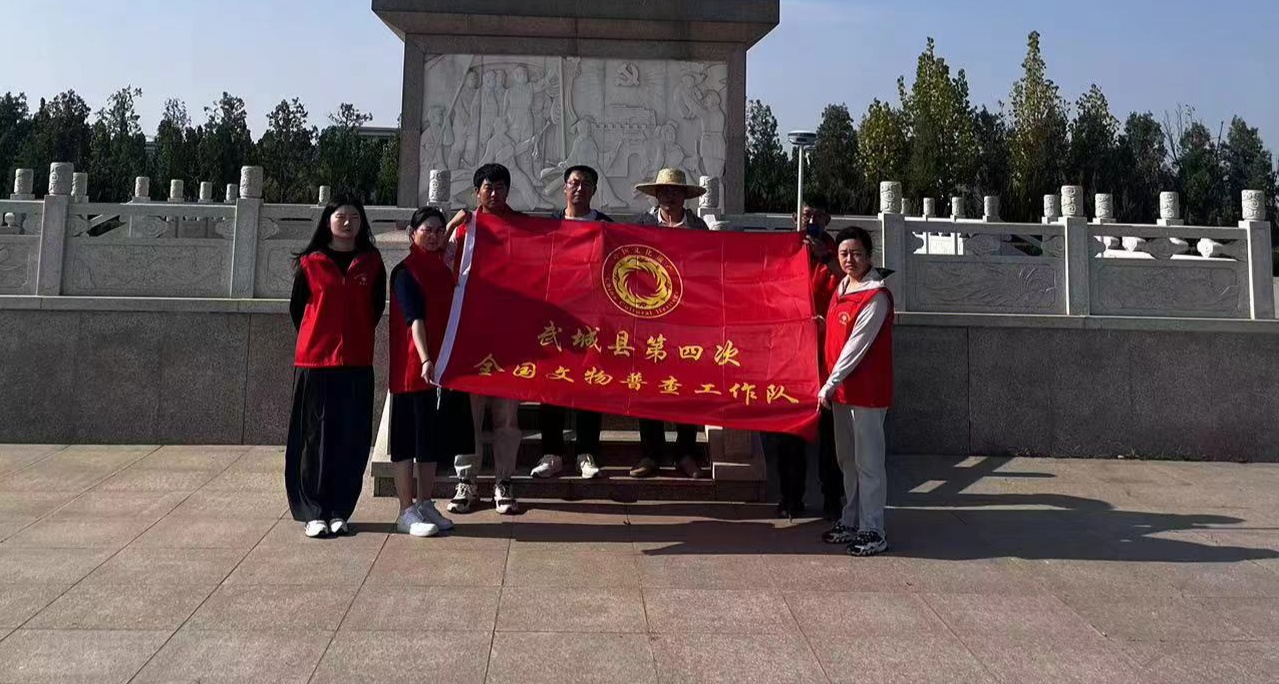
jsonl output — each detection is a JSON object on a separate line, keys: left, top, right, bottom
{"left": 373, "top": 0, "right": 780, "bottom": 214}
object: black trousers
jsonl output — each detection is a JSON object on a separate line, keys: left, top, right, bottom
{"left": 539, "top": 404, "right": 602, "bottom": 455}
{"left": 763, "top": 408, "right": 842, "bottom": 508}
{"left": 284, "top": 367, "right": 374, "bottom": 522}
{"left": 638, "top": 420, "right": 700, "bottom": 463}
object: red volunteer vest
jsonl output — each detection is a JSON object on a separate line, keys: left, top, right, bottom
{"left": 294, "top": 250, "right": 382, "bottom": 368}
{"left": 389, "top": 246, "right": 456, "bottom": 394}
{"left": 823, "top": 285, "right": 894, "bottom": 408}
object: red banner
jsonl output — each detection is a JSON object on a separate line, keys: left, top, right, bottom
{"left": 437, "top": 212, "right": 820, "bottom": 438}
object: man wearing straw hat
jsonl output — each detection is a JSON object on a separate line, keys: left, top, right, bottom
{"left": 632, "top": 167, "right": 710, "bottom": 231}
{"left": 627, "top": 168, "right": 708, "bottom": 479}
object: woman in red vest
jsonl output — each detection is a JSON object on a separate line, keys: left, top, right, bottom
{"left": 387, "top": 207, "right": 474, "bottom": 537}
{"left": 286, "top": 199, "right": 386, "bottom": 538}
{"left": 818, "top": 226, "right": 894, "bottom": 556}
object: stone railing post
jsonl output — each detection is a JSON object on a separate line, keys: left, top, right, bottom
{"left": 132, "top": 176, "right": 150, "bottom": 202}
{"left": 1061, "top": 185, "right": 1084, "bottom": 218}
{"left": 71, "top": 173, "right": 88, "bottom": 203}
{"left": 168, "top": 180, "right": 185, "bottom": 203}
{"left": 224, "top": 183, "right": 238, "bottom": 203}
{"left": 1092, "top": 193, "right": 1118, "bottom": 249}
{"left": 983, "top": 196, "right": 1000, "bottom": 221}
{"left": 230, "top": 166, "right": 265, "bottom": 298}
{"left": 426, "top": 170, "right": 450, "bottom": 211}
{"left": 1241, "top": 190, "right": 1275, "bottom": 319}
{"left": 901, "top": 198, "right": 916, "bottom": 217}
{"left": 881, "top": 211, "right": 908, "bottom": 311}
{"left": 35, "top": 163, "right": 73, "bottom": 295}
{"left": 317, "top": 185, "right": 333, "bottom": 206}
{"left": 11, "top": 168, "right": 34, "bottom": 199}
{"left": 1043, "top": 194, "right": 1060, "bottom": 224}
{"left": 879, "top": 181, "right": 902, "bottom": 214}
{"left": 1158, "top": 191, "right": 1183, "bottom": 226}
{"left": 198, "top": 182, "right": 214, "bottom": 204}
{"left": 922, "top": 198, "right": 936, "bottom": 219}
{"left": 1062, "top": 215, "right": 1091, "bottom": 315}
{"left": 698, "top": 175, "right": 722, "bottom": 219}
{"left": 950, "top": 196, "right": 965, "bottom": 220}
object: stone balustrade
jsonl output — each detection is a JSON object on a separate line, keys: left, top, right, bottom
{"left": 1, "top": 165, "right": 1273, "bottom": 320}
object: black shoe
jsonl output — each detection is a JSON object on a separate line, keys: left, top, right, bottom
{"left": 821, "top": 521, "right": 856, "bottom": 544}
{"left": 847, "top": 530, "right": 888, "bottom": 556}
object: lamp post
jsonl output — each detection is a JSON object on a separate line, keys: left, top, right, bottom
{"left": 787, "top": 130, "right": 817, "bottom": 226}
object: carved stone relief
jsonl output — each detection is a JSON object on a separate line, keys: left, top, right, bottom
{"left": 255, "top": 240, "right": 308, "bottom": 298}
{"left": 420, "top": 54, "right": 727, "bottom": 212}
{"left": 1094, "top": 263, "right": 1242, "bottom": 316}
{"left": 0, "top": 237, "right": 38, "bottom": 294}
{"left": 909, "top": 258, "right": 1062, "bottom": 313}
{"left": 64, "top": 239, "right": 231, "bottom": 297}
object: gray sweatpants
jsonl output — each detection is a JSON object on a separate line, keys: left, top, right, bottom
{"left": 455, "top": 394, "right": 520, "bottom": 483}
{"left": 831, "top": 403, "right": 888, "bottom": 535}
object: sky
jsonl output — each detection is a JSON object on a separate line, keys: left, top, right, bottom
{"left": 3, "top": 0, "right": 1277, "bottom": 149}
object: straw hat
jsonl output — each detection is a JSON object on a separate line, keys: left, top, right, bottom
{"left": 634, "top": 168, "right": 707, "bottom": 199}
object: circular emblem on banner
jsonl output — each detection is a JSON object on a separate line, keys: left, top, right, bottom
{"left": 602, "top": 245, "right": 684, "bottom": 318}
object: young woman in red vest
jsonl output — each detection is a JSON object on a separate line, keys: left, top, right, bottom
{"left": 286, "top": 199, "right": 386, "bottom": 538}
{"left": 818, "top": 226, "right": 894, "bottom": 556}
{"left": 387, "top": 207, "right": 475, "bottom": 537}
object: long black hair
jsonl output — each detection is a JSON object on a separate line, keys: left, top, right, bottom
{"left": 294, "top": 197, "right": 377, "bottom": 266}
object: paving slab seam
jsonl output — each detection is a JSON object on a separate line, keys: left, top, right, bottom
{"left": 778, "top": 589, "right": 836, "bottom": 684}
{"left": 913, "top": 588, "right": 1007, "bottom": 684}
{"left": 307, "top": 531, "right": 390, "bottom": 684}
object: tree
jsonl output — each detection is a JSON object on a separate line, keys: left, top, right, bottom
{"left": 858, "top": 99, "right": 908, "bottom": 195}
{"left": 0, "top": 92, "right": 31, "bottom": 187}
{"left": 314, "top": 103, "right": 381, "bottom": 202}
{"left": 151, "top": 99, "right": 199, "bottom": 200}
{"left": 257, "top": 98, "right": 316, "bottom": 203}
{"left": 1066, "top": 84, "right": 1120, "bottom": 216}
{"left": 897, "top": 37, "right": 978, "bottom": 206}
{"left": 1175, "top": 120, "right": 1227, "bottom": 226}
{"left": 743, "top": 99, "right": 792, "bottom": 213}
{"left": 88, "top": 86, "right": 148, "bottom": 201}
{"left": 17, "top": 90, "right": 92, "bottom": 194}
{"left": 375, "top": 135, "right": 400, "bottom": 206}
{"left": 1115, "top": 112, "right": 1169, "bottom": 222}
{"left": 972, "top": 106, "right": 1011, "bottom": 206}
{"left": 1006, "top": 31, "right": 1069, "bottom": 221}
{"left": 1221, "top": 116, "right": 1277, "bottom": 223}
{"left": 195, "top": 92, "right": 255, "bottom": 194}
{"left": 808, "top": 103, "right": 865, "bottom": 214}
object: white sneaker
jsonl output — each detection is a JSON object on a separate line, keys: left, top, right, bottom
{"left": 447, "top": 481, "right": 478, "bottom": 514}
{"left": 494, "top": 480, "right": 519, "bottom": 515}
{"left": 328, "top": 518, "right": 348, "bottom": 536}
{"left": 396, "top": 506, "right": 438, "bottom": 538}
{"left": 416, "top": 500, "right": 454, "bottom": 531}
{"left": 531, "top": 454, "right": 563, "bottom": 478}
{"left": 577, "top": 453, "right": 600, "bottom": 479}
{"left": 304, "top": 520, "right": 327, "bottom": 538}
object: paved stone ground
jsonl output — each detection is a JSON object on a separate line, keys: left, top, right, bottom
{"left": 0, "top": 445, "right": 1277, "bottom": 683}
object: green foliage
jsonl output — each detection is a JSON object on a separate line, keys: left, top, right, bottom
{"left": 88, "top": 86, "right": 148, "bottom": 201}
{"left": 743, "top": 99, "right": 793, "bottom": 213}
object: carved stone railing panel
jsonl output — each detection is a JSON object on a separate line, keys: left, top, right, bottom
{"left": 907, "top": 255, "right": 1064, "bottom": 314}
{"left": 0, "top": 200, "right": 44, "bottom": 236}
{"left": 1091, "top": 260, "right": 1247, "bottom": 318}
{"left": 62, "top": 237, "right": 232, "bottom": 297}
{"left": 254, "top": 240, "right": 308, "bottom": 298}
{"left": 0, "top": 235, "right": 39, "bottom": 294}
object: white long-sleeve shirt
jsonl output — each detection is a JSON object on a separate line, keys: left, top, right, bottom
{"left": 820, "top": 270, "right": 890, "bottom": 400}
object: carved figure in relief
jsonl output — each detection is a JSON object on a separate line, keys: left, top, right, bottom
{"left": 503, "top": 65, "right": 558, "bottom": 178}
{"left": 448, "top": 70, "right": 482, "bottom": 169}
{"left": 419, "top": 106, "right": 449, "bottom": 171}
{"left": 684, "top": 90, "right": 727, "bottom": 179}
{"left": 477, "top": 118, "right": 550, "bottom": 209}
{"left": 478, "top": 70, "right": 506, "bottom": 144}
{"left": 644, "top": 122, "right": 693, "bottom": 192}
{"left": 539, "top": 118, "right": 625, "bottom": 207}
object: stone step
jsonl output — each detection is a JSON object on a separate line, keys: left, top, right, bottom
{"left": 468, "top": 429, "right": 707, "bottom": 467}
{"left": 370, "top": 467, "right": 765, "bottom": 502}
